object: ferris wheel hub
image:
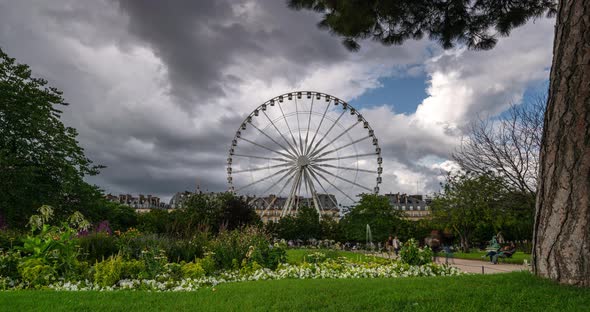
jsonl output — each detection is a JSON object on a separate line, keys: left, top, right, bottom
{"left": 296, "top": 155, "right": 311, "bottom": 167}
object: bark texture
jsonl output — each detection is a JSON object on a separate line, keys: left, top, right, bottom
{"left": 533, "top": 0, "right": 590, "bottom": 286}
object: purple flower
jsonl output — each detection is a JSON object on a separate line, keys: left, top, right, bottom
{"left": 77, "top": 229, "right": 89, "bottom": 237}
{"left": 95, "top": 220, "right": 112, "bottom": 235}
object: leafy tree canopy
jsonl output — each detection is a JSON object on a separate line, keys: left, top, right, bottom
{"left": 288, "top": 0, "right": 556, "bottom": 51}
{"left": 339, "top": 194, "right": 403, "bottom": 242}
{"left": 0, "top": 47, "right": 103, "bottom": 226}
{"left": 430, "top": 172, "right": 509, "bottom": 251}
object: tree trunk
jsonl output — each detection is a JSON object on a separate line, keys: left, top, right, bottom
{"left": 533, "top": 0, "right": 590, "bottom": 286}
{"left": 459, "top": 234, "right": 469, "bottom": 253}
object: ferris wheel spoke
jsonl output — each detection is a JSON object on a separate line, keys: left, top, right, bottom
{"left": 307, "top": 166, "right": 357, "bottom": 203}
{"left": 232, "top": 162, "right": 293, "bottom": 174}
{"left": 313, "top": 152, "right": 379, "bottom": 163}
{"left": 308, "top": 120, "right": 361, "bottom": 158}
{"left": 259, "top": 167, "right": 299, "bottom": 215}
{"left": 306, "top": 99, "right": 331, "bottom": 155}
{"left": 262, "top": 110, "right": 300, "bottom": 156}
{"left": 277, "top": 102, "right": 299, "bottom": 152}
{"left": 308, "top": 110, "right": 346, "bottom": 157}
{"left": 303, "top": 97, "right": 314, "bottom": 155}
{"left": 295, "top": 98, "right": 305, "bottom": 155}
{"left": 239, "top": 137, "right": 295, "bottom": 160}
{"left": 315, "top": 163, "right": 375, "bottom": 174}
{"left": 312, "top": 135, "right": 371, "bottom": 160}
{"left": 267, "top": 166, "right": 298, "bottom": 197}
{"left": 305, "top": 167, "right": 338, "bottom": 210}
{"left": 236, "top": 166, "right": 294, "bottom": 192}
{"left": 249, "top": 122, "right": 298, "bottom": 158}
{"left": 312, "top": 165, "right": 372, "bottom": 192}
{"left": 232, "top": 153, "right": 292, "bottom": 162}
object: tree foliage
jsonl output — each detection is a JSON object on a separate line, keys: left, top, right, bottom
{"left": 288, "top": 0, "right": 556, "bottom": 51}
{"left": 139, "top": 192, "right": 261, "bottom": 238}
{"left": 431, "top": 172, "right": 510, "bottom": 252}
{"left": 274, "top": 206, "right": 322, "bottom": 241}
{"left": 339, "top": 194, "right": 403, "bottom": 243}
{"left": 0, "top": 47, "right": 104, "bottom": 226}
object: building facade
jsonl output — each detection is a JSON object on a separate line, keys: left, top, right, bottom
{"left": 384, "top": 193, "right": 431, "bottom": 220}
{"left": 105, "top": 193, "right": 169, "bottom": 212}
{"left": 250, "top": 194, "right": 340, "bottom": 223}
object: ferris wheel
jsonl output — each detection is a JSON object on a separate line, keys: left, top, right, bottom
{"left": 227, "top": 91, "right": 382, "bottom": 217}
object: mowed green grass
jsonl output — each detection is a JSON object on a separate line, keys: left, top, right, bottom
{"left": 1, "top": 272, "right": 588, "bottom": 312}
{"left": 448, "top": 251, "right": 531, "bottom": 264}
{"left": 285, "top": 248, "right": 387, "bottom": 264}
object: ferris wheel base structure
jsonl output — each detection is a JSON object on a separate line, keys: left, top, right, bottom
{"left": 227, "top": 91, "right": 382, "bottom": 219}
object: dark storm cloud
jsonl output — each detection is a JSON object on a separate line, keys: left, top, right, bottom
{"left": 114, "top": 0, "right": 350, "bottom": 109}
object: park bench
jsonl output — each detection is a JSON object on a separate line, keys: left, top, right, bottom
{"left": 495, "top": 248, "right": 516, "bottom": 263}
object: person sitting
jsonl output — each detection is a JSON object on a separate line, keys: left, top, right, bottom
{"left": 483, "top": 249, "right": 499, "bottom": 264}
{"left": 497, "top": 243, "right": 517, "bottom": 260}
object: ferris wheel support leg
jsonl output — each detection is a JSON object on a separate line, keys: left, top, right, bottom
{"left": 282, "top": 169, "right": 302, "bottom": 217}
{"left": 303, "top": 168, "right": 323, "bottom": 220}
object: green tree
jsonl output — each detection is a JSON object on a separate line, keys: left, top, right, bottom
{"left": 320, "top": 218, "right": 343, "bottom": 241}
{"left": 276, "top": 216, "right": 298, "bottom": 240}
{"left": 274, "top": 206, "right": 321, "bottom": 241}
{"left": 294, "top": 206, "right": 321, "bottom": 240}
{"left": 339, "top": 194, "right": 403, "bottom": 243}
{"left": 289, "top": 0, "right": 590, "bottom": 286}
{"left": 430, "top": 172, "right": 506, "bottom": 252}
{"left": 167, "top": 192, "right": 260, "bottom": 237}
{"left": 0, "top": 48, "right": 103, "bottom": 227}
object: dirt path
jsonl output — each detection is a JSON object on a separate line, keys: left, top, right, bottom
{"left": 370, "top": 252, "right": 528, "bottom": 274}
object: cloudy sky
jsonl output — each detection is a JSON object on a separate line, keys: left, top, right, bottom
{"left": 0, "top": 0, "right": 555, "bottom": 202}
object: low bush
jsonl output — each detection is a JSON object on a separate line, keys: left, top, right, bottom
{"left": 209, "top": 227, "right": 286, "bottom": 271}
{"left": 181, "top": 261, "right": 205, "bottom": 279}
{"left": 78, "top": 233, "right": 119, "bottom": 262}
{"left": 120, "top": 259, "right": 145, "bottom": 279}
{"left": 93, "top": 255, "right": 123, "bottom": 287}
{"left": 18, "top": 258, "right": 56, "bottom": 288}
{"left": 399, "top": 238, "right": 433, "bottom": 266}
{"left": 0, "top": 249, "right": 21, "bottom": 280}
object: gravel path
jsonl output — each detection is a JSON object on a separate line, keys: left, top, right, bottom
{"left": 369, "top": 252, "right": 529, "bottom": 274}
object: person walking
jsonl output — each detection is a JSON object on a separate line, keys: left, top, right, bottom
{"left": 392, "top": 236, "right": 401, "bottom": 257}
{"left": 386, "top": 235, "right": 393, "bottom": 257}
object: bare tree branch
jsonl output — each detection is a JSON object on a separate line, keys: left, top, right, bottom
{"left": 453, "top": 92, "right": 546, "bottom": 195}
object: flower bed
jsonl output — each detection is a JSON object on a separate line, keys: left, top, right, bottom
{"left": 0, "top": 259, "right": 461, "bottom": 291}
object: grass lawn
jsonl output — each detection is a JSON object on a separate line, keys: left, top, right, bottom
{"left": 285, "top": 248, "right": 387, "bottom": 264}
{"left": 447, "top": 251, "right": 531, "bottom": 264}
{"left": 0, "top": 272, "right": 588, "bottom": 311}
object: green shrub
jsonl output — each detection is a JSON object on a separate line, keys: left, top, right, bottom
{"left": 305, "top": 251, "right": 328, "bottom": 264}
{"left": 181, "top": 262, "right": 205, "bottom": 279}
{"left": 139, "top": 247, "right": 167, "bottom": 279}
{"left": 166, "top": 234, "right": 208, "bottom": 263}
{"left": 210, "top": 227, "right": 281, "bottom": 270}
{"left": 93, "top": 255, "right": 123, "bottom": 287}
{"left": 200, "top": 253, "right": 217, "bottom": 275}
{"left": 0, "top": 249, "right": 21, "bottom": 280}
{"left": 117, "top": 234, "right": 170, "bottom": 260}
{"left": 78, "top": 233, "right": 119, "bottom": 262}
{"left": 399, "top": 238, "right": 433, "bottom": 266}
{"left": 120, "top": 259, "right": 145, "bottom": 279}
{"left": 19, "top": 207, "right": 89, "bottom": 280}
{"left": 18, "top": 258, "right": 56, "bottom": 288}
{"left": 164, "top": 262, "right": 183, "bottom": 280}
